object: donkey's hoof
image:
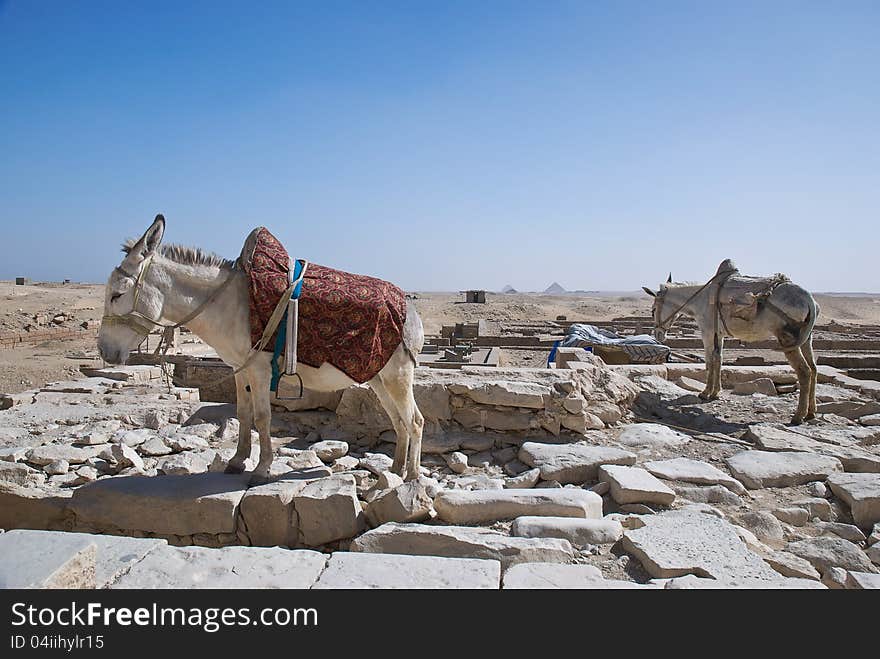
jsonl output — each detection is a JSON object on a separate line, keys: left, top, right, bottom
{"left": 790, "top": 416, "right": 804, "bottom": 426}
{"left": 805, "top": 413, "right": 817, "bottom": 422}
{"left": 224, "top": 464, "right": 245, "bottom": 475}
{"left": 698, "top": 391, "right": 718, "bottom": 402}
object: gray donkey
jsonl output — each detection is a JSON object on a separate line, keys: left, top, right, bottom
{"left": 98, "top": 216, "right": 426, "bottom": 482}
{"left": 643, "top": 259, "right": 819, "bottom": 424}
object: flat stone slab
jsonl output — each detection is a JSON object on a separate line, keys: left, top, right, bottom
{"left": 846, "top": 571, "right": 880, "bottom": 589}
{"left": 658, "top": 574, "right": 826, "bottom": 589}
{"left": 503, "top": 563, "right": 656, "bottom": 589}
{"left": 673, "top": 484, "right": 743, "bottom": 506}
{"left": 518, "top": 442, "right": 637, "bottom": 484}
{"left": 0, "top": 529, "right": 96, "bottom": 588}
{"left": 826, "top": 472, "right": 880, "bottom": 530}
{"left": 80, "top": 366, "right": 161, "bottom": 382}
{"left": 620, "top": 510, "right": 783, "bottom": 581}
{"left": 350, "top": 522, "right": 576, "bottom": 568}
{"left": 616, "top": 423, "right": 691, "bottom": 449}
{"left": 313, "top": 552, "right": 501, "bottom": 589}
{"left": 433, "top": 488, "right": 602, "bottom": 524}
{"left": 449, "top": 380, "right": 552, "bottom": 409}
{"left": 725, "top": 450, "right": 843, "bottom": 489}
{"left": 598, "top": 465, "right": 676, "bottom": 506}
{"left": 745, "top": 424, "right": 880, "bottom": 473}
{"left": 510, "top": 516, "right": 623, "bottom": 546}
{"left": 0, "top": 461, "right": 47, "bottom": 487}
{"left": 763, "top": 551, "right": 821, "bottom": 581}
{"left": 71, "top": 472, "right": 250, "bottom": 536}
{"left": 56, "top": 533, "right": 167, "bottom": 587}
{"left": 111, "top": 545, "right": 328, "bottom": 588}
{"left": 643, "top": 457, "right": 746, "bottom": 495}
{"left": 786, "top": 536, "right": 877, "bottom": 575}
{"left": 41, "top": 377, "right": 118, "bottom": 394}
{"left": 27, "top": 443, "right": 105, "bottom": 466}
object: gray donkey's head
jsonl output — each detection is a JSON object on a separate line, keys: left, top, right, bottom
{"left": 97, "top": 215, "right": 166, "bottom": 364}
{"left": 642, "top": 272, "right": 673, "bottom": 342}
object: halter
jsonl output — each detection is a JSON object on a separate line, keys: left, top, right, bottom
{"left": 101, "top": 255, "right": 237, "bottom": 347}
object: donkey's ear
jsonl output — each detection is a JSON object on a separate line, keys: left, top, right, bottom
{"left": 642, "top": 287, "right": 656, "bottom": 297}
{"left": 667, "top": 272, "right": 673, "bottom": 283}
{"left": 127, "top": 215, "right": 165, "bottom": 262}
{"left": 143, "top": 215, "right": 165, "bottom": 254}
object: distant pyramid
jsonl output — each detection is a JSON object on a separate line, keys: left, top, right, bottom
{"left": 501, "top": 284, "right": 517, "bottom": 294}
{"left": 543, "top": 282, "right": 566, "bottom": 295}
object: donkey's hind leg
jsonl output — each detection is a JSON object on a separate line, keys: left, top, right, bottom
{"left": 784, "top": 348, "right": 812, "bottom": 425}
{"left": 378, "top": 349, "right": 424, "bottom": 481}
{"left": 225, "top": 372, "right": 254, "bottom": 474}
{"left": 800, "top": 335, "right": 818, "bottom": 420}
{"left": 368, "top": 377, "right": 409, "bottom": 478}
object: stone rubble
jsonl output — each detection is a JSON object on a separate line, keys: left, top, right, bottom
{"left": 786, "top": 536, "right": 877, "bottom": 577}
{"left": 642, "top": 457, "right": 747, "bottom": 495}
{"left": 725, "top": 450, "right": 844, "bottom": 489}
{"left": 350, "top": 522, "right": 577, "bottom": 567}
{"left": 518, "top": 441, "right": 637, "bottom": 484}
{"left": 510, "top": 516, "right": 624, "bottom": 546}
{"left": 3, "top": 361, "right": 880, "bottom": 588}
{"left": 598, "top": 465, "right": 676, "bottom": 506}
{"left": 433, "top": 488, "right": 602, "bottom": 524}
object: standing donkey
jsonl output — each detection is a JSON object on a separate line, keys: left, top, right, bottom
{"left": 98, "top": 215, "right": 426, "bottom": 482}
{"left": 643, "top": 259, "right": 820, "bottom": 424}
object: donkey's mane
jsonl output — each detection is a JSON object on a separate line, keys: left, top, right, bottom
{"left": 122, "top": 240, "right": 235, "bottom": 270}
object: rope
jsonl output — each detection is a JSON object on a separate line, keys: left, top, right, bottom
{"left": 656, "top": 268, "right": 732, "bottom": 329}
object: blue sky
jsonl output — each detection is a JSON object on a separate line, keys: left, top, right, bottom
{"left": 1, "top": 1, "right": 878, "bottom": 292}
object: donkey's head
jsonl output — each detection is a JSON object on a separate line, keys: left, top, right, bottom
{"left": 97, "top": 215, "right": 166, "bottom": 364}
{"left": 642, "top": 272, "right": 673, "bottom": 342}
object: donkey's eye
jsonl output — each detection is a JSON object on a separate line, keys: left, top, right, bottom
{"left": 111, "top": 293, "right": 123, "bottom": 302}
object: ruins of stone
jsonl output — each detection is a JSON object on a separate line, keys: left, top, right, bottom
{"left": 2, "top": 271, "right": 880, "bottom": 589}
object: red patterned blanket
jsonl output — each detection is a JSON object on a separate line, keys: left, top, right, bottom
{"left": 241, "top": 227, "right": 407, "bottom": 384}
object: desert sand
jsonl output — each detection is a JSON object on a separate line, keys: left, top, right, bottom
{"left": 2, "top": 280, "right": 879, "bottom": 394}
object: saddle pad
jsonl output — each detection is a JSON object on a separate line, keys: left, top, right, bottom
{"left": 242, "top": 227, "right": 407, "bottom": 384}
{"left": 719, "top": 273, "right": 791, "bottom": 322}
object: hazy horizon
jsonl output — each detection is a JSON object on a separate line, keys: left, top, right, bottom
{"left": 4, "top": 278, "right": 878, "bottom": 299}
{"left": 2, "top": 2, "right": 878, "bottom": 292}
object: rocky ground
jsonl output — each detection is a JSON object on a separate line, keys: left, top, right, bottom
{"left": 1, "top": 350, "right": 878, "bottom": 589}
{"left": 2, "top": 281, "right": 880, "bottom": 588}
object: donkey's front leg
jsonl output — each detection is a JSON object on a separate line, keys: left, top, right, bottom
{"left": 248, "top": 371, "right": 275, "bottom": 486}
{"left": 710, "top": 336, "right": 724, "bottom": 398}
{"left": 225, "top": 373, "right": 253, "bottom": 475}
{"left": 699, "top": 337, "right": 721, "bottom": 401}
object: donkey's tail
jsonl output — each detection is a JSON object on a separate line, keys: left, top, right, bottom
{"left": 793, "top": 297, "right": 819, "bottom": 349}
{"left": 401, "top": 302, "right": 425, "bottom": 366}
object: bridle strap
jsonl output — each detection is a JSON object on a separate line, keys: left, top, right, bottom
{"left": 102, "top": 257, "right": 239, "bottom": 337}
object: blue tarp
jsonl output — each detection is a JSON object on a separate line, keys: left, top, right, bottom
{"left": 550, "top": 323, "right": 669, "bottom": 365}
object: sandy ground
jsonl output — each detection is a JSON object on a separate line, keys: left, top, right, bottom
{"left": 2, "top": 280, "right": 879, "bottom": 394}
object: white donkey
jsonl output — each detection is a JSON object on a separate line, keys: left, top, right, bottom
{"left": 643, "top": 259, "right": 820, "bottom": 424}
{"left": 98, "top": 215, "right": 426, "bottom": 482}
